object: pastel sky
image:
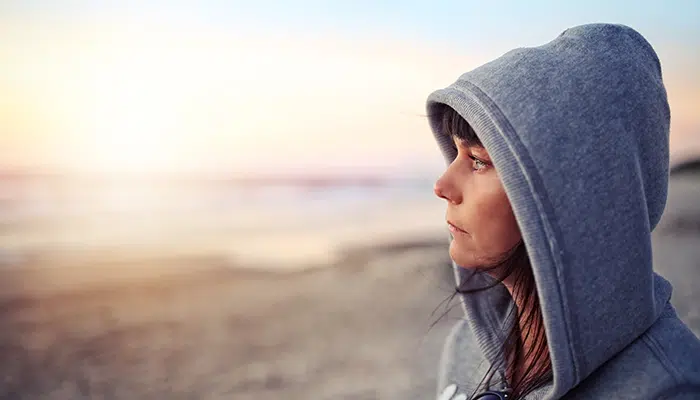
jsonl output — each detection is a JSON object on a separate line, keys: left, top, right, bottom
{"left": 1, "top": 1, "right": 699, "bottom": 175}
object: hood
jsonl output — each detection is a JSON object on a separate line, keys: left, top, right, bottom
{"left": 426, "top": 23, "right": 672, "bottom": 398}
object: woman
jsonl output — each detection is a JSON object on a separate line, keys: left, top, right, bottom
{"left": 426, "top": 24, "right": 700, "bottom": 399}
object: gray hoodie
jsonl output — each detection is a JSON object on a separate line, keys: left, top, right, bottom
{"left": 426, "top": 24, "right": 700, "bottom": 399}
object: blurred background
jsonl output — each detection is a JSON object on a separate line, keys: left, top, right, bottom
{"left": 0, "top": 1, "right": 698, "bottom": 399}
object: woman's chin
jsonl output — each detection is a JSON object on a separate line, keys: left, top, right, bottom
{"left": 449, "top": 242, "right": 476, "bottom": 268}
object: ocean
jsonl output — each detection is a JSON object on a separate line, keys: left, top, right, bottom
{"left": 0, "top": 174, "right": 447, "bottom": 269}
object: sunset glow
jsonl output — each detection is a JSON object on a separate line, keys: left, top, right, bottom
{"left": 1, "top": 2, "right": 698, "bottom": 174}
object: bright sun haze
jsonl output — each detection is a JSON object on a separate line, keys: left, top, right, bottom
{"left": 0, "top": 2, "right": 698, "bottom": 174}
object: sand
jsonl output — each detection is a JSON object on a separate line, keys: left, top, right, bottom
{"left": 0, "top": 238, "right": 460, "bottom": 400}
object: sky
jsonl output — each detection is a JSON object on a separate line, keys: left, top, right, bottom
{"left": 1, "top": 1, "right": 699, "bottom": 175}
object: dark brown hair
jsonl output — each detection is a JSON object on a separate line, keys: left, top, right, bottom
{"left": 438, "top": 106, "right": 553, "bottom": 399}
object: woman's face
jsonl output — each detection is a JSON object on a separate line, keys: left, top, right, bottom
{"left": 434, "top": 136, "right": 522, "bottom": 268}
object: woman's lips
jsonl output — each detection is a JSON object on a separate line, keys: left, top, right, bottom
{"left": 447, "top": 221, "right": 468, "bottom": 235}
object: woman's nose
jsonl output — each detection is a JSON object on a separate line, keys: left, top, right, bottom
{"left": 434, "top": 173, "right": 462, "bottom": 204}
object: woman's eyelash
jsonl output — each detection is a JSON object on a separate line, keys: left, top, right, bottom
{"left": 469, "top": 156, "right": 488, "bottom": 170}
{"left": 451, "top": 142, "right": 489, "bottom": 171}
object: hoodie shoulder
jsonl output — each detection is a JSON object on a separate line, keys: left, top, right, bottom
{"left": 643, "top": 310, "right": 700, "bottom": 388}
{"left": 657, "top": 389, "right": 700, "bottom": 400}
{"left": 566, "top": 309, "right": 700, "bottom": 399}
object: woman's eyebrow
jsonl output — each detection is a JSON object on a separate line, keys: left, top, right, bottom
{"left": 469, "top": 146, "right": 491, "bottom": 160}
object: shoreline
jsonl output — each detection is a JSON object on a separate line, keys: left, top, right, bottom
{"left": 0, "top": 234, "right": 450, "bottom": 301}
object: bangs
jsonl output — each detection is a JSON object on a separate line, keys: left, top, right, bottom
{"left": 440, "top": 105, "right": 483, "bottom": 147}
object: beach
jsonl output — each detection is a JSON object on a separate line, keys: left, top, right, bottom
{"left": 0, "top": 176, "right": 464, "bottom": 399}
{"left": 0, "top": 171, "right": 698, "bottom": 399}
{"left": 0, "top": 238, "right": 459, "bottom": 400}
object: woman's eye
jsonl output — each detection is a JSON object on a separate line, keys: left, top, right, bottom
{"left": 471, "top": 157, "right": 487, "bottom": 171}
